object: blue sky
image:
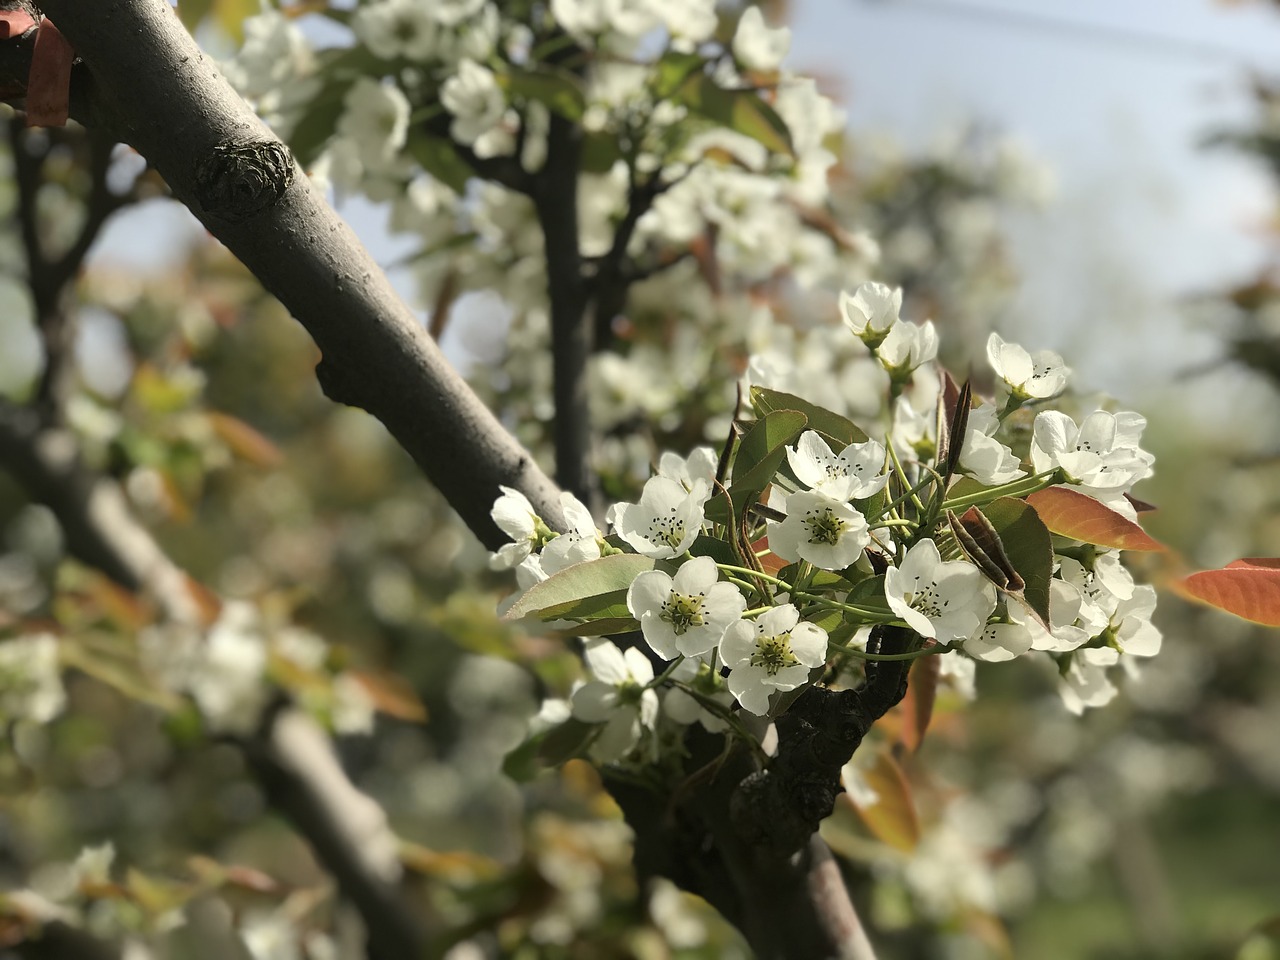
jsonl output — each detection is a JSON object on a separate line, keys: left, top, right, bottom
{"left": 798, "top": 0, "right": 1280, "bottom": 407}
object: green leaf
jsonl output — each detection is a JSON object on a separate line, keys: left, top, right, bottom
{"left": 497, "top": 67, "right": 585, "bottom": 121}
{"left": 537, "top": 588, "right": 631, "bottom": 623}
{"left": 982, "top": 496, "right": 1054, "bottom": 626}
{"left": 688, "top": 535, "right": 739, "bottom": 566}
{"left": 652, "top": 51, "right": 705, "bottom": 98}
{"left": 405, "top": 131, "right": 474, "bottom": 194}
{"left": 502, "top": 554, "right": 656, "bottom": 623}
{"left": 846, "top": 575, "right": 893, "bottom": 619}
{"left": 750, "top": 387, "right": 869, "bottom": 448}
{"left": 705, "top": 410, "right": 806, "bottom": 525}
{"left": 552, "top": 617, "right": 641, "bottom": 637}
{"left": 731, "top": 409, "right": 808, "bottom": 485}
{"left": 674, "top": 75, "right": 793, "bottom": 156}
{"left": 581, "top": 131, "right": 624, "bottom": 173}
{"left": 287, "top": 46, "right": 388, "bottom": 168}
{"left": 503, "top": 718, "right": 597, "bottom": 781}
{"left": 214, "top": 0, "right": 258, "bottom": 43}
{"left": 177, "top": 0, "right": 214, "bottom": 33}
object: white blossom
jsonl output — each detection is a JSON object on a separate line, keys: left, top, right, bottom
{"left": 1110, "top": 585, "right": 1162, "bottom": 658}
{"left": 336, "top": 78, "right": 409, "bottom": 172}
{"left": 732, "top": 7, "right": 791, "bottom": 72}
{"left": 963, "top": 619, "right": 1033, "bottom": 663}
{"left": 884, "top": 539, "right": 996, "bottom": 643}
{"left": 1030, "top": 410, "right": 1154, "bottom": 518}
{"left": 571, "top": 639, "right": 658, "bottom": 762}
{"left": 987, "top": 332, "right": 1069, "bottom": 400}
{"left": 70, "top": 843, "right": 115, "bottom": 888}
{"left": 876, "top": 319, "right": 939, "bottom": 378}
{"left": 627, "top": 556, "right": 745, "bottom": 659}
{"left": 240, "top": 909, "right": 302, "bottom": 960}
{"left": 663, "top": 656, "right": 732, "bottom": 731}
{"left": 957, "top": 402, "right": 1024, "bottom": 486}
{"left": 768, "top": 490, "right": 871, "bottom": 571}
{"left": 720, "top": 605, "right": 827, "bottom": 716}
{"left": 352, "top": 0, "right": 438, "bottom": 61}
{"left": 787, "top": 431, "right": 889, "bottom": 501}
{"left": 838, "top": 282, "right": 900, "bottom": 345}
{"left": 1021, "top": 578, "right": 1092, "bottom": 653}
{"left": 540, "top": 492, "right": 602, "bottom": 574}
{"left": 189, "top": 602, "right": 270, "bottom": 736}
{"left": 0, "top": 633, "right": 65, "bottom": 724}
{"left": 890, "top": 394, "right": 936, "bottom": 462}
{"left": 436, "top": 0, "right": 487, "bottom": 27}
{"left": 331, "top": 673, "right": 376, "bottom": 736}
{"left": 551, "top": 0, "right": 654, "bottom": 40}
{"left": 614, "top": 476, "right": 709, "bottom": 559}
{"left": 1059, "top": 647, "right": 1120, "bottom": 715}
{"left": 656, "top": 446, "right": 718, "bottom": 492}
{"left": 647, "top": 0, "right": 717, "bottom": 44}
{"left": 224, "top": 12, "right": 311, "bottom": 100}
{"left": 440, "top": 59, "right": 506, "bottom": 146}
{"left": 490, "top": 485, "right": 541, "bottom": 570}
{"left": 937, "top": 650, "right": 976, "bottom": 700}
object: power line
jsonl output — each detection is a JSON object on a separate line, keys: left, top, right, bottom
{"left": 858, "top": 0, "right": 1272, "bottom": 63}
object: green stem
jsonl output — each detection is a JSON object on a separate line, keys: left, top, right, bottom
{"left": 886, "top": 439, "right": 926, "bottom": 515}
{"left": 829, "top": 643, "right": 942, "bottom": 663}
{"left": 941, "top": 469, "right": 1061, "bottom": 512}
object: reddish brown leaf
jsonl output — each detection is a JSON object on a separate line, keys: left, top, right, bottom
{"left": 350, "top": 670, "right": 428, "bottom": 723}
{"left": 182, "top": 574, "right": 223, "bottom": 627}
{"left": 26, "top": 19, "right": 72, "bottom": 127}
{"left": 207, "top": 412, "right": 284, "bottom": 468}
{"left": 1125, "top": 493, "right": 1158, "bottom": 513}
{"left": 1025, "top": 487, "right": 1165, "bottom": 552}
{"left": 897, "top": 653, "right": 941, "bottom": 754}
{"left": 849, "top": 748, "right": 920, "bottom": 853}
{"left": 751, "top": 535, "right": 787, "bottom": 576}
{"left": 1173, "top": 559, "right": 1280, "bottom": 626}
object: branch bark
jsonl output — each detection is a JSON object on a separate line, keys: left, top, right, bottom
{"left": 532, "top": 109, "right": 594, "bottom": 507}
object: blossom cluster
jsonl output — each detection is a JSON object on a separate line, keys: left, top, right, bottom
{"left": 493, "top": 283, "right": 1161, "bottom": 764}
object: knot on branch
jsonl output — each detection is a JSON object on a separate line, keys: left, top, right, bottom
{"left": 194, "top": 139, "right": 293, "bottom": 223}
{"left": 728, "top": 627, "right": 917, "bottom": 859}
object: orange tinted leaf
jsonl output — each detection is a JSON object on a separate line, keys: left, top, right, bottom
{"left": 965, "top": 911, "right": 1014, "bottom": 960}
{"left": 222, "top": 865, "right": 280, "bottom": 893}
{"left": 1173, "top": 559, "right": 1280, "bottom": 626}
{"left": 399, "top": 842, "right": 500, "bottom": 881}
{"left": 1025, "top": 487, "right": 1164, "bottom": 552}
{"left": 207, "top": 412, "right": 283, "bottom": 468}
{"left": 897, "top": 653, "right": 941, "bottom": 754}
{"left": 350, "top": 670, "right": 428, "bottom": 723}
{"left": 849, "top": 749, "right": 920, "bottom": 853}
{"left": 182, "top": 574, "right": 223, "bottom": 627}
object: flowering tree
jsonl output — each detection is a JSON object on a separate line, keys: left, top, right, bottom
{"left": 0, "top": 1, "right": 1275, "bottom": 959}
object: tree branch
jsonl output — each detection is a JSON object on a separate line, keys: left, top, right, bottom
{"left": 7, "top": 121, "right": 133, "bottom": 416}
{"left": 531, "top": 108, "right": 594, "bottom": 507}
{"left": 0, "top": 402, "right": 427, "bottom": 959}
{"left": 8, "top": 0, "right": 565, "bottom": 545}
